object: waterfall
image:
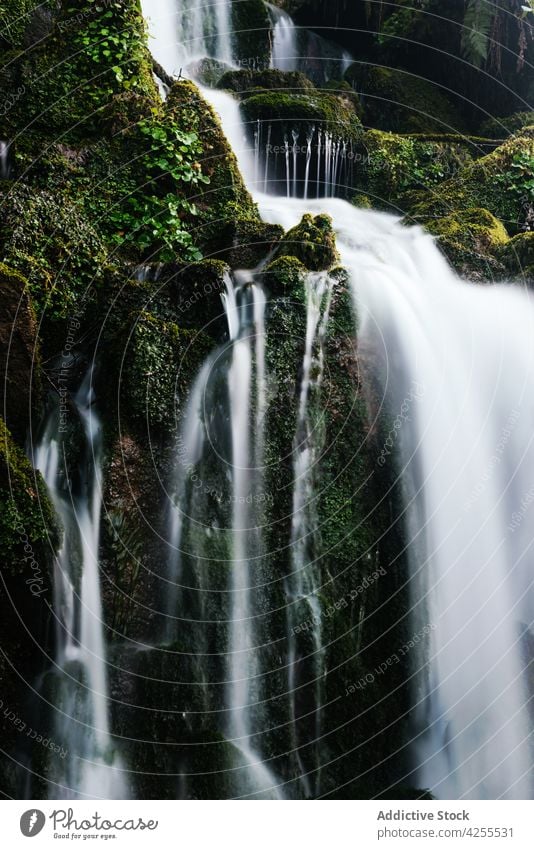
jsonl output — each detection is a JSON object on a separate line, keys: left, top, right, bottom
{"left": 164, "top": 273, "right": 280, "bottom": 798}
{"left": 255, "top": 196, "right": 534, "bottom": 800}
{"left": 140, "top": 0, "right": 233, "bottom": 74}
{"left": 0, "top": 139, "right": 10, "bottom": 179}
{"left": 267, "top": 3, "right": 353, "bottom": 84}
{"left": 34, "top": 368, "right": 125, "bottom": 799}
{"left": 287, "top": 272, "right": 332, "bottom": 797}
{"left": 226, "top": 280, "right": 280, "bottom": 799}
{"left": 142, "top": 0, "right": 534, "bottom": 799}
{"left": 268, "top": 3, "right": 298, "bottom": 73}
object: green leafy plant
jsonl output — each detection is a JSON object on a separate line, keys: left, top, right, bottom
{"left": 495, "top": 149, "right": 534, "bottom": 205}
{"left": 67, "top": 0, "right": 151, "bottom": 93}
{"left": 110, "top": 115, "right": 210, "bottom": 262}
{"left": 461, "top": 0, "right": 495, "bottom": 67}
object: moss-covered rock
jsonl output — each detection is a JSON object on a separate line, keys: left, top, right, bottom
{"left": 357, "top": 129, "right": 473, "bottom": 210}
{"left": 261, "top": 255, "right": 308, "bottom": 298}
{"left": 498, "top": 231, "right": 534, "bottom": 279}
{"left": 0, "top": 417, "right": 59, "bottom": 797}
{"left": 0, "top": 182, "right": 109, "bottom": 359}
{"left": 0, "top": 416, "right": 58, "bottom": 571}
{"left": 188, "top": 57, "right": 233, "bottom": 88}
{"left": 0, "top": 0, "right": 39, "bottom": 48}
{"left": 0, "top": 263, "right": 42, "bottom": 443}
{"left": 345, "top": 64, "right": 464, "bottom": 134}
{"left": 241, "top": 90, "right": 363, "bottom": 141}
{"left": 118, "top": 310, "right": 214, "bottom": 433}
{"left": 410, "top": 127, "right": 534, "bottom": 234}
{"left": 274, "top": 214, "right": 339, "bottom": 270}
{"left": 231, "top": 0, "right": 272, "bottom": 69}
{"left": 165, "top": 80, "right": 260, "bottom": 250}
{"left": 218, "top": 68, "right": 315, "bottom": 94}
{"left": 320, "top": 79, "right": 363, "bottom": 116}
{"left": 0, "top": 0, "right": 157, "bottom": 140}
{"left": 425, "top": 208, "right": 509, "bottom": 280}
{"left": 212, "top": 219, "right": 284, "bottom": 268}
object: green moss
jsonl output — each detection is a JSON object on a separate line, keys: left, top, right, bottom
{"left": 274, "top": 214, "right": 339, "bottom": 271}
{"left": 213, "top": 220, "right": 284, "bottom": 268}
{"left": 261, "top": 255, "right": 308, "bottom": 298}
{"left": 165, "top": 81, "right": 260, "bottom": 250}
{"left": 0, "top": 183, "right": 108, "bottom": 330}
{"left": 0, "top": 0, "right": 157, "bottom": 140}
{"left": 218, "top": 68, "right": 315, "bottom": 94}
{"left": 121, "top": 312, "right": 214, "bottom": 431}
{"left": 498, "top": 231, "right": 534, "bottom": 277}
{"left": 410, "top": 127, "right": 534, "bottom": 233}
{"left": 241, "top": 90, "right": 362, "bottom": 139}
{"left": 357, "top": 129, "right": 473, "bottom": 209}
{"left": 0, "top": 0, "right": 36, "bottom": 48}
{"left": 231, "top": 0, "right": 272, "bottom": 68}
{"left": 0, "top": 417, "right": 59, "bottom": 573}
{"left": 351, "top": 193, "right": 373, "bottom": 209}
{"left": 425, "top": 207, "right": 509, "bottom": 279}
{"left": 480, "top": 112, "right": 534, "bottom": 139}
{"left": 320, "top": 79, "right": 363, "bottom": 116}
{"left": 344, "top": 64, "right": 464, "bottom": 134}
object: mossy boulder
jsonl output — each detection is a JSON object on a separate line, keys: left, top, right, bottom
{"left": 425, "top": 208, "right": 509, "bottom": 280}
{"left": 119, "top": 311, "right": 214, "bottom": 433}
{"left": 212, "top": 220, "right": 284, "bottom": 268}
{"left": 0, "top": 183, "right": 109, "bottom": 356}
{"left": 0, "top": 416, "right": 59, "bottom": 797}
{"left": 218, "top": 68, "right": 315, "bottom": 94}
{"left": 261, "top": 255, "right": 308, "bottom": 298}
{"left": 345, "top": 65, "right": 464, "bottom": 134}
{"left": 241, "top": 90, "right": 363, "bottom": 141}
{"left": 187, "top": 58, "right": 233, "bottom": 88}
{"left": 0, "top": 263, "right": 42, "bottom": 443}
{"left": 0, "top": 0, "right": 157, "bottom": 139}
{"left": 0, "top": 417, "right": 59, "bottom": 575}
{"left": 231, "top": 0, "right": 272, "bottom": 69}
{"left": 274, "top": 214, "right": 339, "bottom": 270}
{"left": 498, "top": 232, "right": 534, "bottom": 279}
{"left": 154, "top": 259, "right": 232, "bottom": 337}
{"left": 320, "top": 79, "right": 363, "bottom": 116}
{"left": 410, "top": 127, "right": 534, "bottom": 234}
{"left": 165, "top": 81, "right": 260, "bottom": 249}
{"left": 0, "top": 0, "right": 40, "bottom": 48}
{"left": 358, "top": 129, "right": 473, "bottom": 209}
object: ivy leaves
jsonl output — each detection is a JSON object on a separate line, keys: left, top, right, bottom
{"left": 110, "top": 116, "right": 210, "bottom": 262}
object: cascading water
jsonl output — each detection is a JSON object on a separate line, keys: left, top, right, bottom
{"left": 267, "top": 3, "right": 353, "bottom": 85}
{"left": 34, "top": 368, "right": 125, "bottom": 799}
{"left": 255, "top": 196, "right": 534, "bottom": 800}
{"left": 143, "top": 0, "right": 534, "bottom": 799}
{"left": 286, "top": 271, "right": 332, "bottom": 798}
{"left": 140, "top": 0, "right": 233, "bottom": 74}
{"left": 251, "top": 122, "right": 353, "bottom": 198}
{"left": 164, "top": 272, "right": 280, "bottom": 798}
{"left": 225, "top": 278, "right": 281, "bottom": 799}
{"left": 0, "top": 139, "right": 11, "bottom": 179}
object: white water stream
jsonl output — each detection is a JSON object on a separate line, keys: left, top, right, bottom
{"left": 34, "top": 369, "right": 126, "bottom": 799}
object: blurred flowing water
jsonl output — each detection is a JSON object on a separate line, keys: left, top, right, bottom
{"left": 52, "top": 0, "right": 533, "bottom": 800}
{"left": 34, "top": 369, "right": 126, "bottom": 799}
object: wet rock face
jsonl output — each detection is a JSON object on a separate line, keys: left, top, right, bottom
{"left": 0, "top": 263, "right": 41, "bottom": 444}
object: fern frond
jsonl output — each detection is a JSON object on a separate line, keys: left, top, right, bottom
{"left": 462, "top": 0, "right": 495, "bottom": 67}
